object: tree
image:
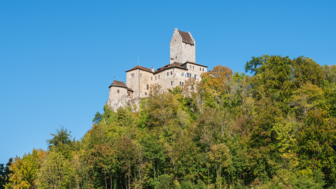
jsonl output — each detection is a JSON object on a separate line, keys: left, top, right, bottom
{"left": 47, "top": 127, "right": 72, "bottom": 150}
{"left": 7, "top": 149, "right": 45, "bottom": 189}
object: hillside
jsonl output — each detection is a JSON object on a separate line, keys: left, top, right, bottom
{"left": 1, "top": 55, "right": 336, "bottom": 189}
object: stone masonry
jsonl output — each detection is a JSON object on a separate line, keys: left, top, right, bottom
{"left": 107, "top": 28, "right": 207, "bottom": 111}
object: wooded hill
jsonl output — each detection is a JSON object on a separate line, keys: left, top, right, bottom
{"left": 1, "top": 55, "right": 336, "bottom": 189}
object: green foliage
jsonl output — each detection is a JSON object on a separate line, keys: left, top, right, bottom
{"left": 6, "top": 55, "right": 336, "bottom": 188}
{"left": 92, "top": 111, "right": 103, "bottom": 124}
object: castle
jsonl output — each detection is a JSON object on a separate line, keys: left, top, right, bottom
{"left": 107, "top": 28, "right": 207, "bottom": 111}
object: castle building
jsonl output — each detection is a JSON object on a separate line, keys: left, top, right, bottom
{"left": 107, "top": 28, "right": 207, "bottom": 110}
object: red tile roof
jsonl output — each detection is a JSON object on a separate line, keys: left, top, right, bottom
{"left": 109, "top": 80, "right": 127, "bottom": 88}
{"left": 154, "top": 62, "right": 188, "bottom": 74}
{"left": 126, "top": 65, "right": 152, "bottom": 73}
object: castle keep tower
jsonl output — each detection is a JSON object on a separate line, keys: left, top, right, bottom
{"left": 170, "top": 28, "right": 196, "bottom": 64}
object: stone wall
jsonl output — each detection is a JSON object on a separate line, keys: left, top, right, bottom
{"left": 107, "top": 86, "right": 128, "bottom": 111}
{"left": 126, "top": 70, "right": 140, "bottom": 98}
{"left": 139, "top": 70, "right": 154, "bottom": 97}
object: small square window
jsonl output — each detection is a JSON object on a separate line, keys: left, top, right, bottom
{"left": 131, "top": 73, "right": 134, "bottom": 77}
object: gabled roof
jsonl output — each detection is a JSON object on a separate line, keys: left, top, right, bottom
{"left": 178, "top": 30, "right": 194, "bottom": 45}
{"left": 125, "top": 65, "right": 152, "bottom": 73}
{"left": 181, "top": 61, "right": 207, "bottom": 68}
{"left": 154, "top": 62, "right": 188, "bottom": 74}
{"left": 109, "top": 80, "right": 128, "bottom": 89}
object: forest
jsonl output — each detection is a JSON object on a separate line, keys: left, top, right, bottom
{"left": 1, "top": 55, "right": 336, "bottom": 189}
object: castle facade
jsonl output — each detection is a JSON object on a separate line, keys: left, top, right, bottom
{"left": 107, "top": 28, "right": 207, "bottom": 110}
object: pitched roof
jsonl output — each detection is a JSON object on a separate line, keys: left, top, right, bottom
{"left": 109, "top": 80, "right": 128, "bottom": 88}
{"left": 125, "top": 65, "right": 152, "bottom": 73}
{"left": 178, "top": 30, "right": 194, "bottom": 45}
{"left": 181, "top": 61, "right": 208, "bottom": 68}
{"left": 154, "top": 62, "right": 188, "bottom": 74}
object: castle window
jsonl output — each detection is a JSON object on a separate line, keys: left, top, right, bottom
{"left": 171, "top": 71, "right": 173, "bottom": 75}
{"left": 190, "top": 65, "right": 191, "bottom": 69}
{"left": 158, "top": 75, "right": 160, "bottom": 79}
{"left": 117, "top": 90, "right": 120, "bottom": 93}
{"left": 147, "top": 84, "right": 149, "bottom": 90}
{"left": 131, "top": 73, "right": 135, "bottom": 77}
{"left": 171, "top": 81, "right": 173, "bottom": 85}
{"left": 145, "top": 92, "right": 147, "bottom": 96}
{"left": 200, "top": 67, "right": 201, "bottom": 71}
{"left": 193, "top": 66, "right": 194, "bottom": 69}
{"left": 140, "top": 74, "right": 142, "bottom": 77}
{"left": 155, "top": 76, "right": 157, "bottom": 80}
{"left": 203, "top": 68, "right": 204, "bottom": 71}
{"left": 167, "top": 72, "right": 169, "bottom": 76}
{"left": 151, "top": 77, "right": 153, "bottom": 81}
{"left": 181, "top": 72, "right": 183, "bottom": 76}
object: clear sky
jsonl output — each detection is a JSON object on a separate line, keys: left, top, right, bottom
{"left": 0, "top": 0, "right": 335, "bottom": 164}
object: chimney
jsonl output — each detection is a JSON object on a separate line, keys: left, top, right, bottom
{"left": 151, "top": 67, "right": 154, "bottom": 72}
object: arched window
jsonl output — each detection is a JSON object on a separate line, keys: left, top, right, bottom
{"left": 147, "top": 84, "right": 149, "bottom": 90}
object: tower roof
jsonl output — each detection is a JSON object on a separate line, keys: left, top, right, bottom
{"left": 109, "top": 80, "right": 128, "bottom": 88}
{"left": 178, "top": 30, "right": 194, "bottom": 45}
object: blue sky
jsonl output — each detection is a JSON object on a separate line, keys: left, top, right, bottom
{"left": 0, "top": 0, "right": 335, "bottom": 164}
